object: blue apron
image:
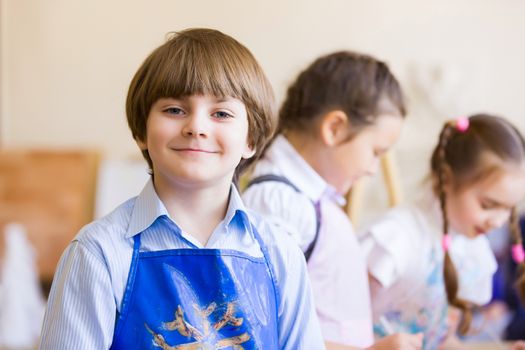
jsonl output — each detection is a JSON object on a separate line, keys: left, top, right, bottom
{"left": 110, "top": 224, "right": 280, "bottom": 349}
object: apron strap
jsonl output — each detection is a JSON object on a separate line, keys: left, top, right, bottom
{"left": 114, "top": 234, "right": 142, "bottom": 337}
{"left": 249, "top": 221, "right": 281, "bottom": 319}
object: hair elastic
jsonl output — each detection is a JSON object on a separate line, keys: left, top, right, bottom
{"left": 442, "top": 234, "right": 452, "bottom": 252}
{"left": 512, "top": 243, "right": 525, "bottom": 264}
{"left": 455, "top": 117, "right": 470, "bottom": 132}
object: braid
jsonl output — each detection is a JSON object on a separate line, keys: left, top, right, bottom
{"left": 436, "top": 121, "right": 473, "bottom": 335}
{"left": 437, "top": 123, "right": 452, "bottom": 235}
{"left": 510, "top": 207, "right": 525, "bottom": 303}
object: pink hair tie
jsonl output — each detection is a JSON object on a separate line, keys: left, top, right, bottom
{"left": 512, "top": 243, "right": 525, "bottom": 264}
{"left": 455, "top": 117, "right": 470, "bottom": 132}
{"left": 442, "top": 234, "right": 452, "bottom": 252}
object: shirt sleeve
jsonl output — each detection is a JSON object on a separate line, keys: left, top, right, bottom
{"left": 359, "top": 209, "right": 417, "bottom": 289}
{"left": 267, "top": 226, "right": 326, "bottom": 350}
{"left": 243, "top": 182, "right": 317, "bottom": 252}
{"left": 449, "top": 234, "right": 498, "bottom": 305}
{"left": 39, "top": 240, "right": 116, "bottom": 350}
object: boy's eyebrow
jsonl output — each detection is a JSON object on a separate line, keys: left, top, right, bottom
{"left": 215, "top": 97, "right": 234, "bottom": 103}
{"left": 158, "top": 97, "right": 181, "bottom": 103}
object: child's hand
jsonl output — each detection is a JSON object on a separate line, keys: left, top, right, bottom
{"left": 511, "top": 340, "right": 525, "bottom": 350}
{"left": 368, "top": 333, "right": 423, "bottom": 350}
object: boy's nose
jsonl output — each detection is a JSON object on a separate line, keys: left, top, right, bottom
{"left": 182, "top": 115, "right": 208, "bottom": 137}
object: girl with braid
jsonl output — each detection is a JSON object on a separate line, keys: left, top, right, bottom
{"left": 360, "top": 114, "right": 525, "bottom": 349}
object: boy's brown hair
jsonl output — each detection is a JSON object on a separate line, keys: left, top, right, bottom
{"left": 278, "top": 51, "right": 405, "bottom": 139}
{"left": 126, "top": 28, "right": 277, "bottom": 176}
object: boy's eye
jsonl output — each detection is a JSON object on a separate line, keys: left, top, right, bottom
{"left": 213, "top": 111, "right": 233, "bottom": 119}
{"left": 164, "top": 107, "right": 184, "bottom": 115}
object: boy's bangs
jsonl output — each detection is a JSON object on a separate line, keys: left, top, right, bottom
{"left": 155, "top": 46, "right": 246, "bottom": 101}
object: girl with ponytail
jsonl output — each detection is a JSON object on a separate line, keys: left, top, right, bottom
{"left": 360, "top": 114, "right": 525, "bottom": 349}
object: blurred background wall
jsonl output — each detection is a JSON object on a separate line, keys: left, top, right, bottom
{"left": 1, "top": 0, "right": 525, "bottom": 220}
{"left": 2, "top": 3, "right": 525, "bottom": 345}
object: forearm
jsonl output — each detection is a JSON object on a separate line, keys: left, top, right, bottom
{"left": 326, "top": 341, "right": 361, "bottom": 350}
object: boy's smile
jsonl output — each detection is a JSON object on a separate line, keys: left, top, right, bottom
{"left": 137, "top": 94, "right": 255, "bottom": 190}
{"left": 171, "top": 143, "right": 220, "bottom": 156}
{"left": 173, "top": 147, "right": 218, "bottom": 154}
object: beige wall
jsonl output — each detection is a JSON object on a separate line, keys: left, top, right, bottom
{"left": 2, "top": 0, "right": 525, "bottom": 212}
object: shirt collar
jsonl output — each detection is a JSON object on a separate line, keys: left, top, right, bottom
{"left": 263, "top": 135, "right": 345, "bottom": 204}
{"left": 126, "top": 179, "right": 169, "bottom": 238}
{"left": 224, "top": 184, "right": 252, "bottom": 230}
{"left": 125, "top": 178, "right": 252, "bottom": 238}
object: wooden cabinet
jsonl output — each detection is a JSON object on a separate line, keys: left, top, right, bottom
{"left": 0, "top": 149, "right": 99, "bottom": 285}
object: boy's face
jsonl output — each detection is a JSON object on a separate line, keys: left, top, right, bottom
{"left": 322, "top": 114, "right": 403, "bottom": 194}
{"left": 137, "top": 94, "right": 255, "bottom": 190}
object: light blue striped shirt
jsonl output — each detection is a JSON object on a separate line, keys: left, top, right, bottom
{"left": 39, "top": 179, "right": 325, "bottom": 349}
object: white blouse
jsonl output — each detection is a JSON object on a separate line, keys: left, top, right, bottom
{"left": 359, "top": 193, "right": 497, "bottom": 348}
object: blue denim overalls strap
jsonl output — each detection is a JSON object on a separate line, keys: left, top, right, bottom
{"left": 110, "top": 219, "right": 280, "bottom": 349}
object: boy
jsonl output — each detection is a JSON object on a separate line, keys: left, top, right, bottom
{"left": 39, "top": 28, "right": 324, "bottom": 349}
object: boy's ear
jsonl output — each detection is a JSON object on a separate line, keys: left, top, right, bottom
{"left": 320, "top": 110, "right": 349, "bottom": 146}
{"left": 241, "top": 144, "right": 256, "bottom": 159}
